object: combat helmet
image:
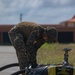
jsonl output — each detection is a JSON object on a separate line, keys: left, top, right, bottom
{"left": 44, "top": 26, "right": 58, "bottom": 43}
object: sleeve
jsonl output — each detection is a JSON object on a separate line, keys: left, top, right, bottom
{"left": 26, "top": 26, "right": 43, "bottom": 52}
{"left": 14, "top": 33, "right": 27, "bottom": 52}
{"left": 8, "top": 27, "right": 26, "bottom": 51}
{"left": 33, "top": 39, "right": 45, "bottom": 51}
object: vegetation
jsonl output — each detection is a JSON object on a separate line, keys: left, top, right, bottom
{"left": 37, "top": 43, "right": 75, "bottom": 66}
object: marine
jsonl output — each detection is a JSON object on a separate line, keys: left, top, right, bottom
{"left": 8, "top": 21, "right": 58, "bottom": 75}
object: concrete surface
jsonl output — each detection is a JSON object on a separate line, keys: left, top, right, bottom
{"left": 0, "top": 46, "right": 19, "bottom": 75}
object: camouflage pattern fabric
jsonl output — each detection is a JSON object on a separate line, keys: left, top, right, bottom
{"left": 8, "top": 22, "right": 45, "bottom": 75}
{"left": 8, "top": 22, "right": 58, "bottom": 75}
{"left": 44, "top": 26, "right": 58, "bottom": 43}
{"left": 8, "top": 26, "right": 29, "bottom": 69}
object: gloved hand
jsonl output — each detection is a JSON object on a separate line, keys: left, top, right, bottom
{"left": 31, "top": 63, "right": 38, "bottom": 68}
{"left": 29, "top": 45, "right": 37, "bottom": 53}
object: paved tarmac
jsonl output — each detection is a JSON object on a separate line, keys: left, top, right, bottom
{"left": 0, "top": 46, "right": 19, "bottom": 75}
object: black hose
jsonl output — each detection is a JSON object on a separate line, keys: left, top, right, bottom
{"left": 11, "top": 69, "right": 25, "bottom": 75}
{"left": 0, "top": 63, "right": 19, "bottom": 71}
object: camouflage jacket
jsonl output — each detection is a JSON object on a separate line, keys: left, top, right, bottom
{"left": 16, "top": 22, "right": 45, "bottom": 52}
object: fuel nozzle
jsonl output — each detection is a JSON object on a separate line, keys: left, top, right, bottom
{"left": 62, "top": 48, "right": 71, "bottom": 66}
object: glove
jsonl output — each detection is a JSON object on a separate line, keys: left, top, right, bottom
{"left": 29, "top": 45, "right": 37, "bottom": 53}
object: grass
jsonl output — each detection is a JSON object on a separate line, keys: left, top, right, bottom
{"left": 37, "top": 43, "right": 75, "bottom": 65}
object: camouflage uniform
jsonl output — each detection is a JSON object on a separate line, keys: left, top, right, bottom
{"left": 8, "top": 22, "right": 45, "bottom": 71}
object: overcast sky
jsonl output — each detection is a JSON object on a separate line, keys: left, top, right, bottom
{"left": 0, "top": 0, "right": 75, "bottom": 24}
